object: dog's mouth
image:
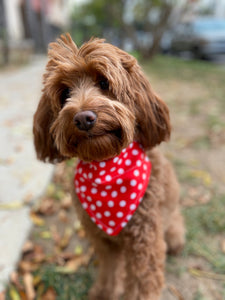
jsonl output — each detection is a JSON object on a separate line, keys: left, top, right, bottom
{"left": 68, "top": 128, "right": 125, "bottom": 161}
{"left": 86, "top": 128, "right": 122, "bottom": 140}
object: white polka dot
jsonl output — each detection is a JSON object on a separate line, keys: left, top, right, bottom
{"left": 78, "top": 168, "right": 82, "bottom": 174}
{"left": 132, "top": 149, "right": 139, "bottom": 155}
{"left": 108, "top": 200, "right": 114, "bottom": 207}
{"left": 90, "top": 204, "right": 96, "bottom": 211}
{"left": 133, "top": 170, "right": 139, "bottom": 177}
{"left": 118, "top": 168, "right": 124, "bottom": 174}
{"left": 83, "top": 173, "right": 87, "bottom": 179}
{"left": 91, "top": 217, "right": 96, "bottom": 223}
{"left": 119, "top": 200, "right": 126, "bottom": 207}
{"left": 121, "top": 222, "right": 127, "bottom": 227}
{"left": 110, "top": 167, "right": 116, "bottom": 172}
{"left": 130, "top": 192, "right": 137, "bottom": 199}
{"left": 101, "top": 191, "right": 107, "bottom": 197}
{"left": 98, "top": 224, "right": 103, "bottom": 229}
{"left": 122, "top": 148, "right": 126, "bottom": 153}
{"left": 75, "top": 180, "right": 79, "bottom": 185}
{"left": 80, "top": 185, "right": 87, "bottom": 192}
{"left": 104, "top": 211, "right": 111, "bottom": 217}
{"left": 111, "top": 191, "right": 118, "bottom": 198}
{"left": 120, "top": 186, "right": 127, "bottom": 193}
{"left": 91, "top": 188, "right": 97, "bottom": 194}
{"left": 76, "top": 188, "right": 80, "bottom": 193}
{"left": 109, "top": 220, "right": 115, "bottom": 227}
{"left": 129, "top": 142, "right": 134, "bottom": 148}
{"left": 113, "top": 157, "right": 119, "bottom": 163}
{"left": 130, "top": 179, "right": 137, "bottom": 186}
{"left": 80, "top": 178, "right": 85, "bottom": 182}
{"left": 136, "top": 160, "right": 141, "bottom": 167}
{"left": 127, "top": 214, "right": 132, "bottom": 221}
{"left": 82, "top": 202, "right": 88, "bottom": 209}
{"left": 81, "top": 193, "right": 85, "bottom": 198}
{"left": 106, "top": 185, "right": 112, "bottom": 190}
{"left": 118, "top": 159, "right": 123, "bottom": 165}
{"left": 92, "top": 182, "right": 97, "bottom": 187}
{"left": 100, "top": 170, "right": 106, "bottom": 176}
{"left": 130, "top": 204, "right": 136, "bottom": 210}
{"left": 96, "top": 201, "right": 102, "bottom": 207}
{"left": 106, "top": 228, "right": 113, "bottom": 235}
{"left": 96, "top": 213, "right": 102, "bottom": 219}
{"left": 145, "top": 156, "right": 150, "bottom": 162}
{"left": 125, "top": 159, "right": 132, "bottom": 166}
{"left": 138, "top": 183, "right": 143, "bottom": 190}
{"left": 88, "top": 172, "right": 93, "bottom": 179}
{"left": 143, "top": 164, "right": 147, "bottom": 170}
{"left": 95, "top": 178, "right": 101, "bottom": 184}
{"left": 123, "top": 153, "right": 128, "bottom": 158}
{"left": 142, "top": 173, "right": 146, "bottom": 180}
{"left": 99, "top": 161, "right": 106, "bottom": 168}
{"left": 87, "top": 196, "right": 92, "bottom": 202}
{"left": 105, "top": 175, "right": 112, "bottom": 181}
{"left": 116, "top": 178, "right": 123, "bottom": 185}
{"left": 116, "top": 212, "right": 123, "bottom": 218}
{"left": 139, "top": 197, "right": 143, "bottom": 202}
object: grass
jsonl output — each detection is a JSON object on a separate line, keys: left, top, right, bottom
{"left": 183, "top": 195, "right": 225, "bottom": 272}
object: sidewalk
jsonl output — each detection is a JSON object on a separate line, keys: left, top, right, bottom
{"left": 0, "top": 57, "right": 54, "bottom": 291}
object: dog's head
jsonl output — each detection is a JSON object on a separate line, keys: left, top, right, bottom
{"left": 33, "top": 34, "right": 171, "bottom": 163}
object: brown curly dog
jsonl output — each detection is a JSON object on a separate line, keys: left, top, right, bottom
{"left": 33, "top": 34, "right": 185, "bottom": 300}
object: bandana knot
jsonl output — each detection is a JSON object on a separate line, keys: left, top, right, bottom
{"left": 74, "top": 142, "right": 151, "bottom": 236}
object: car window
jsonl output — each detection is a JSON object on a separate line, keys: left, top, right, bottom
{"left": 194, "top": 20, "right": 225, "bottom": 32}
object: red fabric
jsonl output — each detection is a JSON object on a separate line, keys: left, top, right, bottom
{"left": 74, "top": 142, "right": 151, "bottom": 236}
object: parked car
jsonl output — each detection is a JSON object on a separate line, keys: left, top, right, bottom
{"left": 170, "top": 17, "right": 225, "bottom": 59}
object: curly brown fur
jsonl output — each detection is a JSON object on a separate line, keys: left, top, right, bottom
{"left": 33, "top": 34, "right": 185, "bottom": 300}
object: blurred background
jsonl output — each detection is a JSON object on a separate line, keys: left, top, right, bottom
{"left": 1, "top": 1, "right": 225, "bottom": 299}
{"left": 1, "top": 0, "right": 225, "bottom": 64}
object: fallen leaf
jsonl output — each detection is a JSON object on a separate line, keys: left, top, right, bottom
{"left": 58, "top": 227, "right": 73, "bottom": 250}
{"left": 60, "top": 193, "right": 72, "bottom": 209}
{"left": 221, "top": 239, "right": 225, "bottom": 253}
{"left": 9, "top": 286, "right": 21, "bottom": 300}
{"left": 22, "top": 241, "right": 34, "bottom": 255}
{"left": 74, "top": 245, "right": 83, "bottom": 255}
{"left": 46, "top": 183, "right": 56, "bottom": 196}
{"left": 23, "top": 273, "right": 35, "bottom": 300}
{"left": 30, "top": 212, "right": 45, "bottom": 226}
{"left": 168, "top": 284, "right": 184, "bottom": 300}
{"left": 56, "top": 247, "right": 94, "bottom": 273}
{"left": 39, "top": 231, "right": 52, "bottom": 239}
{"left": 190, "top": 169, "right": 212, "bottom": 187}
{"left": 36, "top": 198, "right": 56, "bottom": 215}
{"left": 41, "top": 288, "right": 56, "bottom": 300}
{"left": 0, "top": 201, "right": 24, "bottom": 210}
{"left": 58, "top": 209, "right": 68, "bottom": 223}
{"left": 10, "top": 272, "right": 23, "bottom": 290}
{"left": 0, "top": 291, "right": 5, "bottom": 300}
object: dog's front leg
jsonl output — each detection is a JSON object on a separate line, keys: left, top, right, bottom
{"left": 122, "top": 216, "right": 166, "bottom": 300}
{"left": 89, "top": 238, "right": 125, "bottom": 300}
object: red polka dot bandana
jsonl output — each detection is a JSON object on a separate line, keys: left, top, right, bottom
{"left": 74, "top": 142, "right": 151, "bottom": 236}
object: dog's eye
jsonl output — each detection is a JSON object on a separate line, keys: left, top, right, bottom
{"left": 99, "top": 79, "right": 109, "bottom": 90}
{"left": 60, "top": 87, "right": 71, "bottom": 108}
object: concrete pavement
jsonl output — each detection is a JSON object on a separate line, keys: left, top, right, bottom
{"left": 0, "top": 57, "right": 54, "bottom": 291}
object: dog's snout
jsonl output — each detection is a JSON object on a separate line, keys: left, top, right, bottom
{"left": 74, "top": 111, "right": 97, "bottom": 131}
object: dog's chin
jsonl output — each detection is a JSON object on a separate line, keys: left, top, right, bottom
{"left": 57, "top": 131, "right": 131, "bottom": 162}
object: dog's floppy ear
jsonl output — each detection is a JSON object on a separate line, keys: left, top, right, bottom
{"left": 133, "top": 74, "right": 171, "bottom": 149}
{"left": 33, "top": 93, "right": 65, "bottom": 163}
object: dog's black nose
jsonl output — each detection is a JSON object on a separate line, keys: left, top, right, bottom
{"left": 74, "top": 111, "right": 97, "bottom": 131}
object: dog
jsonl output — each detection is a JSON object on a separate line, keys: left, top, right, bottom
{"left": 33, "top": 34, "right": 185, "bottom": 300}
